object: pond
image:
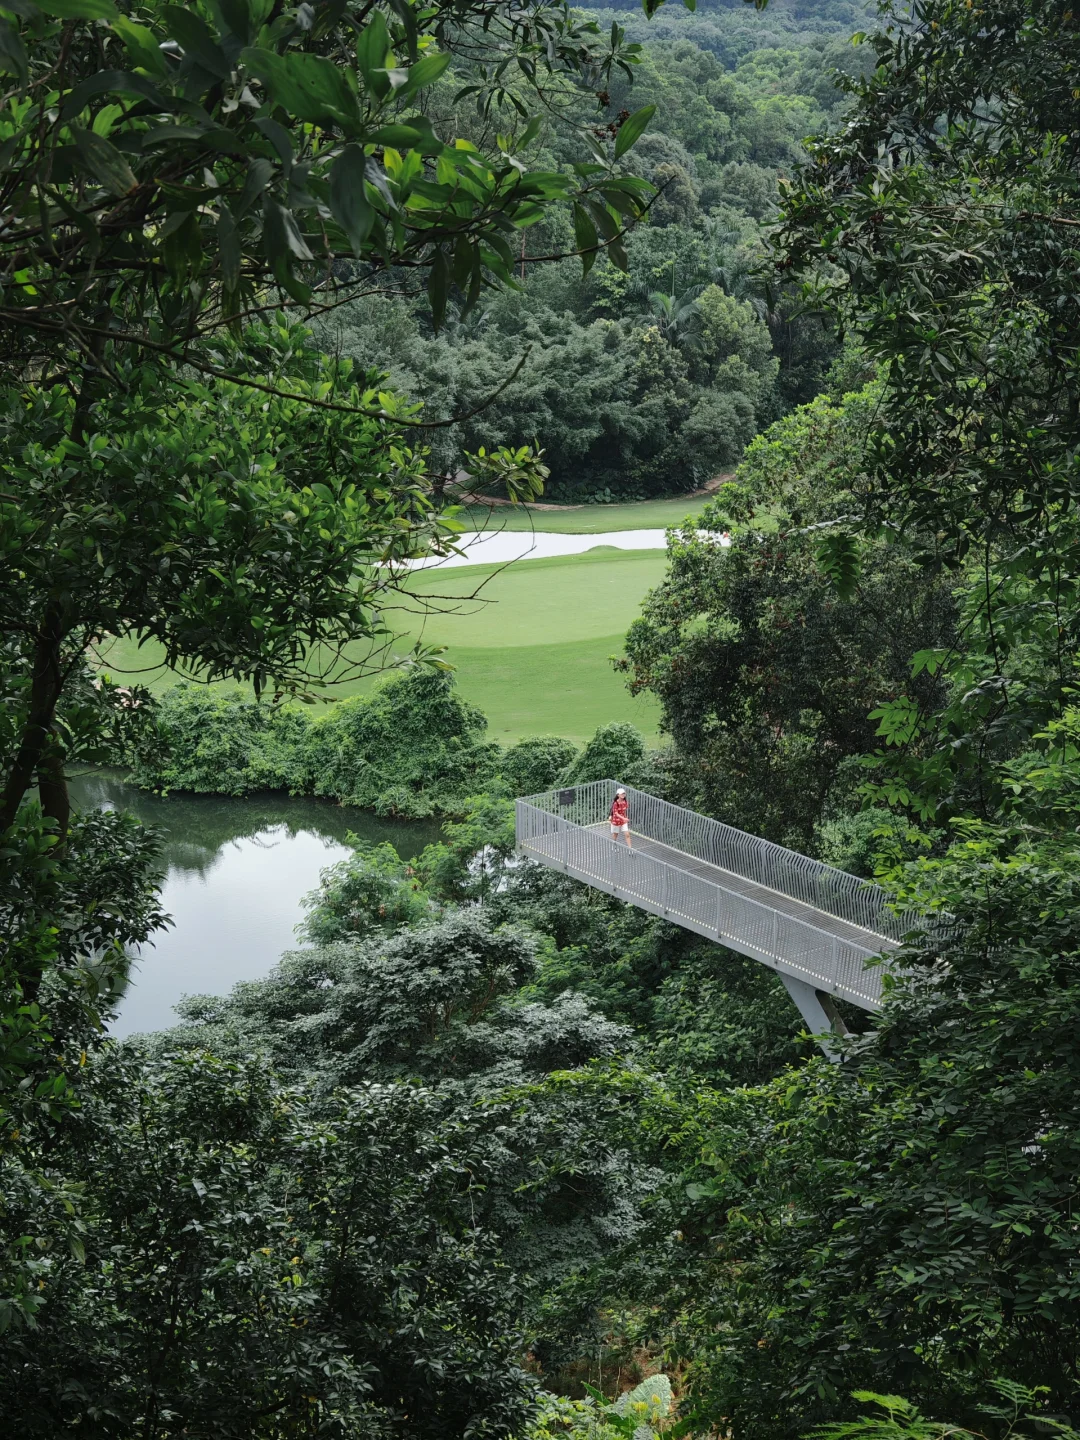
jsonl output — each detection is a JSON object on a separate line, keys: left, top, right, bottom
{"left": 68, "top": 772, "right": 443, "bottom": 1039}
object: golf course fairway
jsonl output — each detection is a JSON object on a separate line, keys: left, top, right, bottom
{"left": 460, "top": 493, "right": 715, "bottom": 534}
{"left": 97, "top": 547, "right": 667, "bottom": 745}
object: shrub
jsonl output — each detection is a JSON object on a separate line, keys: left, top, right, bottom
{"left": 559, "top": 724, "right": 648, "bottom": 786}
{"left": 499, "top": 736, "right": 580, "bottom": 797}
{"left": 304, "top": 670, "right": 499, "bottom": 814}
{"left": 297, "top": 841, "right": 434, "bottom": 944}
{"left": 128, "top": 685, "right": 311, "bottom": 795}
{"left": 132, "top": 671, "right": 500, "bottom": 816}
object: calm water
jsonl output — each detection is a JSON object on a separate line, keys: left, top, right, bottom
{"left": 68, "top": 772, "right": 443, "bottom": 1038}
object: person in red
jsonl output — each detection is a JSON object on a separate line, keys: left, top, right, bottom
{"left": 609, "top": 787, "right": 632, "bottom": 848}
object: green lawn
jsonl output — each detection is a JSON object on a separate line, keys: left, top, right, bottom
{"left": 459, "top": 492, "right": 716, "bottom": 533}
{"left": 97, "top": 548, "right": 667, "bottom": 745}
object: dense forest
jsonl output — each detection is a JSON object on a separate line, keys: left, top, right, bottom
{"left": 319, "top": 0, "right": 873, "bottom": 498}
{"left": 6, "top": 0, "right": 1080, "bottom": 1438}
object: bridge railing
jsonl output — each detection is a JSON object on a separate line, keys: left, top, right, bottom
{"left": 515, "top": 780, "right": 917, "bottom": 1010}
{"left": 518, "top": 779, "right": 912, "bottom": 942}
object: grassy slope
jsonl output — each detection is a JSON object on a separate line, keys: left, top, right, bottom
{"left": 98, "top": 548, "right": 667, "bottom": 745}
{"left": 459, "top": 493, "right": 715, "bottom": 533}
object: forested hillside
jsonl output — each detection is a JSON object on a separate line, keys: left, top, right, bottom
{"left": 8, "top": 0, "right": 1080, "bottom": 1439}
{"left": 321, "top": 0, "right": 872, "bottom": 499}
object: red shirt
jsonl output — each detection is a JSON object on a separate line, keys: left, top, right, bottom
{"left": 610, "top": 796, "right": 628, "bottom": 826}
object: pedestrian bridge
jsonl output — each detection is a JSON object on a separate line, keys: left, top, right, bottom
{"left": 515, "top": 780, "right": 915, "bottom": 1044}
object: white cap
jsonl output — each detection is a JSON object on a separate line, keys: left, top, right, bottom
{"left": 616, "top": 787, "right": 626, "bottom": 795}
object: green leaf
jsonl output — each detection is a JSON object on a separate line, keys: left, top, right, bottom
{"left": 329, "top": 145, "right": 374, "bottom": 254}
{"left": 516, "top": 115, "right": 542, "bottom": 150}
{"left": 684, "top": 1180, "right": 718, "bottom": 1200}
{"left": 368, "top": 123, "right": 422, "bottom": 147}
{"left": 53, "top": 187, "right": 102, "bottom": 259}
{"left": 71, "top": 125, "right": 137, "bottom": 196}
{"left": 0, "top": 17, "right": 27, "bottom": 86}
{"left": 216, "top": 206, "right": 241, "bottom": 290}
{"left": 36, "top": 0, "right": 117, "bottom": 17}
{"left": 386, "top": 0, "right": 418, "bottom": 57}
{"left": 60, "top": 70, "right": 169, "bottom": 121}
{"left": 161, "top": 6, "right": 230, "bottom": 79}
{"left": 241, "top": 47, "right": 360, "bottom": 129}
{"left": 234, "top": 156, "right": 274, "bottom": 219}
{"left": 262, "top": 196, "right": 313, "bottom": 263}
{"left": 161, "top": 208, "right": 203, "bottom": 279}
{"left": 572, "top": 203, "right": 597, "bottom": 275}
{"left": 428, "top": 245, "right": 449, "bottom": 331}
{"left": 355, "top": 10, "right": 391, "bottom": 96}
{"left": 613, "top": 103, "right": 655, "bottom": 159}
{"left": 111, "top": 16, "right": 169, "bottom": 76}
{"left": 396, "top": 50, "right": 450, "bottom": 101}
{"left": 216, "top": 0, "right": 252, "bottom": 44}
{"left": 816, "top": 530, "right": 861, "bottom": 601}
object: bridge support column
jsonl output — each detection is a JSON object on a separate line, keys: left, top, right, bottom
{"left": 780, "top": 975, "right": 849, "bottom": 1062}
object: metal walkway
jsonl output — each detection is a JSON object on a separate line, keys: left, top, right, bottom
{"left": 516, "top": 780, "right": 915, "bottom": 1037}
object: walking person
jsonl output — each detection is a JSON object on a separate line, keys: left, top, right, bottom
{"left": 609, "top": 787, "right": 632, "bottom": 848}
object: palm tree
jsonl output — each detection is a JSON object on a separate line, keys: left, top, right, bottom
{"left": 646, "top": 285, "right": 705, "bottom": 349}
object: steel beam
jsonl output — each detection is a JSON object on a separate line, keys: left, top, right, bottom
{"left": 780, "top": 974, "right": 849, "bottom": 1061}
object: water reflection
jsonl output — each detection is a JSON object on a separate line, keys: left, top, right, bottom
{"left": 69, "top": 772, "right": 442, "bottom": 1038}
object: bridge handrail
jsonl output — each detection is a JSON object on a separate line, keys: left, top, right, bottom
{"left": 516, "top": 798, "right": 893, "bottom": 956}
{"left": 515, "top": 792, "right": 890, "bottom": 1008}
{"left": 518, "top": 779, "right": 915, "bottom": 945}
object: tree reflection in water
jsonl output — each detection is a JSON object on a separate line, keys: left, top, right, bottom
{"left": 67, "top": 771, "right": 442, "bottom": 1036}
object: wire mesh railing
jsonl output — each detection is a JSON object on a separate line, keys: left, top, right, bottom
{"left": 515, "top": 779, "right": 916, "bottom": 1011}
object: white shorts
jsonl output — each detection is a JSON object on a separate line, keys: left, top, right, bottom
{"left": 610, "top": 823, "right": 629, "bottom": 834}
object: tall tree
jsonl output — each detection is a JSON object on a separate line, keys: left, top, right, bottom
{"left": 0, "top": 0, "right": 666, "bottom": 833}
{"left": 773, "top": 0, "right": 1080, "bottom": 819}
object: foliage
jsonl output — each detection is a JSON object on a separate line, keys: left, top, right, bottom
{"left": 132, "top": 670, "right": 502, "bottom": 816}
{"left": 0, "top": 805, "right": 164, "bottom": 1130}
{"left": 0, "top": 0, "right": 668, "bottom": 837}
{"left": 156, "top": 906, "right": 629, "bottom": 1088}
{"left": 2, "top": 0, "right": 655, "bottom": 363}
{"left": 521, "top": 1391, "right": 623, "bottom": 1439}
{"left": 811, "top": 1382, "right": 1080, "bottom": 1440}
{"left": 0, "top": 1048, "right": 539, "bottom": 1437}
{"left": 306, "top": 671, "right": 499, "bottom": 817}
{"left": 0, "top": 320, "right": 460, "bottom": 835}
{"left": 297, "top": 841, "right": 433, "bottom": 944}
{"left": 500, "top": 737, "right": 581, "bottom": 798}
{"left": 621, "top": 386, "right": 957, "bottom": 849}
{"left": 414, "top": 792, "right": 518, "bottom": 902}
{"left": 587, "top": 1373, "right": 675, "bottom": 1439}
{"left": 642, "top": 731, "right": 1080, "bottom": 1435}
{"left": 142, "top": 902, "right": 666, "bottom": 1311}
{"left": 319, "top": 12, "right": 870, "bottom": 501}
{"left": 128, "top": 683, "right": 312, "bottom": 796}
{"left": 772, "top": 0, "right": 1080, "bottom": 822}
{"left": 328, "top": 288, "right": 776, "bottom": 501}
{"left": 558, "top": 723, "right": 648, "bottom": 786}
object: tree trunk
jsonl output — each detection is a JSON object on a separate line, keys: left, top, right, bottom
{"left": 37, "top": 733, "right": 71, "bottom": 842}
{"left": 0, "top": 607, "right": 66, "bottom": 833}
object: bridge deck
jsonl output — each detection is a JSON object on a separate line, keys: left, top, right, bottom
{"left": 516, "top": 781, "right": 911, "bottom": 1012}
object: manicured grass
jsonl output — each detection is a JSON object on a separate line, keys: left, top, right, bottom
{"left": 96, "top": 548, "right": 667, "bottom": 745}
{"left": 401, "top": 547, "right": 668, "bottom": 647}
{"left": 459, "top": 492, "right": 717, "bottom": 533}
{"left": 424, "top": 637, "right": 661, "bottom": 744}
